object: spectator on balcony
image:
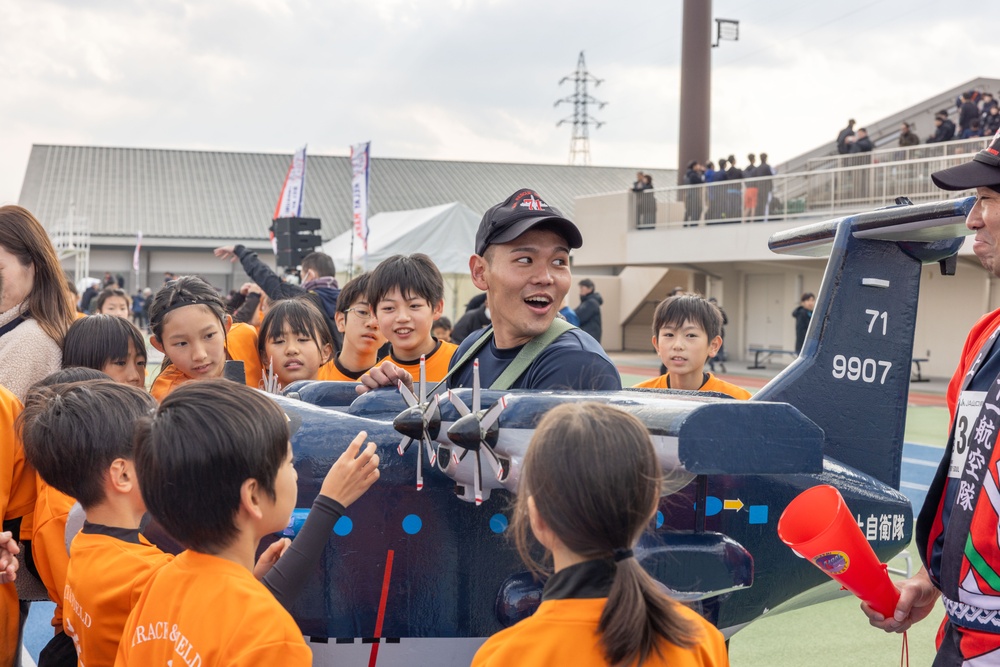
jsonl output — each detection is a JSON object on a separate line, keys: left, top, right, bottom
{"left": 899, "top": 122, "right": 920, "bottom": 147}
{"left": 982, "top": 92, "right": 997, "bottom": 115}
{"left": 837, "top": 119, "right": 856, "bottom": 154}
{"left": 642, "top": 174, "right": 654, "bottom": 189}
{"left": 962, "top": 117, "right": 982, "bottom": 140}
{"left": 703, "top": 161, "right": 716, "bottom": 182}
{"left": 984, "top": 105, "right": 1000, "bottom": 138}
{"left": 725, "top": 155, "right": 743, "bottom": 180}
{"left": 706, "top": 159, "right": 727, "bottom": 221}
{"left": 743, "top": 154, "right": 759, "bottom": 221}
{"left": 632, "top": 171, "right": 646, "bottom": 192}
{"left": 849, "top": 128, "right": 873, "bottom": 153}
{"left": 683, "top": 161, "right": 704, "bottom": 225}
{"left": 927, "top": 111, "right": 956, "bottom": 144}
{"left": 756, "top": 153, "right": 775, "bottom": 220}
{"left": 959, "top": 92, "right": 981, "bottom": 137}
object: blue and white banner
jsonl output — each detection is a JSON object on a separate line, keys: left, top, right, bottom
{"left": 351, "top": 141, "right": 371, "bottom": 263}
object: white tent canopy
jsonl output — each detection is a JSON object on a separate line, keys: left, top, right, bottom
{"left": 322, "top": 202, "right": 480, "bottom": 274}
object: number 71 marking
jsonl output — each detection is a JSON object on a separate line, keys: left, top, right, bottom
{"left": 866, "top": 309, "right": 887, "bottom": 335}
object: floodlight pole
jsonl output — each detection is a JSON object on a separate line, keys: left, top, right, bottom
{"left": 677, "top": 0, "right": 712, "bottom": 184}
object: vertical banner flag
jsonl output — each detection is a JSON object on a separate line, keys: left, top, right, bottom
{"left": 351, "top": 142, "right": 371, "bottom": 265}
{"left": 272, "top": 145, "right": 308, "bottom": 252}
{"left": 132, "top": 231, "right": 142, "bottom": 272}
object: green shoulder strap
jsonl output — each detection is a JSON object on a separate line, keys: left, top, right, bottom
{"left": 491, "top": 318, "right": 575, "bottom": 390}
{"left": 439, "top": 318, "right": 577, "bottom": 391}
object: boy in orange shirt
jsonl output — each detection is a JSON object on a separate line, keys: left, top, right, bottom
{"left": 317, "top": 273, "right": 386, "bottom": 382}
{"left": 366, "top": 254, "right": 456, "bottom": 382}
{"left": 117, "top": 380, "right": 379, "bottom": 666}
{"left": 634, "top": 295, "right": 752, "bottom": 400}
{"left": 20, "top": 380, "right": 171, "bottom": 665}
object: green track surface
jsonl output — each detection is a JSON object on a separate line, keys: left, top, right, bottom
{"left": 904, "top": 405, "right": 949, "bottom": 447}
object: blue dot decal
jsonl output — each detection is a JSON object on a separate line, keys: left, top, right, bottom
{"left": 490, "top": 514, "right": 508, "bottom": 534}
{"left": 705, "top": 496, "right": 723, "bottom": 517}
{"left": 655, "top": 511, "right": 664, "bottom": 528}
{"left": 333, "top": 516, "right": 353, "bottom": 536}
{"left": 402, "top": 514, "right": 423, "bottom": 535}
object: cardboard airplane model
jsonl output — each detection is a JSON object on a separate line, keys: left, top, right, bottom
{"left": 269, "top": 196, "right": 975, "bottom": 665}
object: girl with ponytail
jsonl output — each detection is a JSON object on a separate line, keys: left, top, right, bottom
{"left": 472, "top": 402, "right": 729, "bottom": 667}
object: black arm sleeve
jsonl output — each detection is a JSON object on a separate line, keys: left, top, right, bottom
{"left": 262, "top": 495, "right": 345, "bottom": 610}
{"left": 232, "top": 292, "right": 260, "bottom": 324}
{"left": 234, "top": 245, "right": 305, "bottom": 303}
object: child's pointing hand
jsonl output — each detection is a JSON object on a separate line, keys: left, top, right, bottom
{"left": 320, "top": 430, "right": 381, "bottom": 507}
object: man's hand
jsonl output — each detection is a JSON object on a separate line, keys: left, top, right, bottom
{"left": 214, "top": 245, "right": 238, "bottom": 262}
{"left": 253, "top": 537, "right": 291, "bottom": 581}
{"left": 356, "top": 361, "right": 413, "bottom": 396}
{"left": 861, "top": 567, "right": 940, "bottom": 633}
{"left": 320, "top": 431, "right": 380, "bottom": 507}
{"left": 0, "top": 531, "right": 20, "bottom": 585}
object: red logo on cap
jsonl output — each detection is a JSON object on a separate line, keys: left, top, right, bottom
{"left": 511, "top": 190, "right": 549, "bottom": 211}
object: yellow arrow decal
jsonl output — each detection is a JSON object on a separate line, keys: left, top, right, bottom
{"left": 723, "top": 499, "right": 744, "bottom": 511}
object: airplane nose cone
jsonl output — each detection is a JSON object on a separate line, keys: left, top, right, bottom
{"left": 394, "top": 406, "right": 426, "bottom": 440}
{"left": 448, "top": 414, "right": 482, "bottom": 451}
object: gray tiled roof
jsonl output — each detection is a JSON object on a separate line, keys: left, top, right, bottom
{"left": 18, "top": 145, "right": 675, "bottom": 243}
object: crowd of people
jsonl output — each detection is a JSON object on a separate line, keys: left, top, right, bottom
{"left": 680, "top": 153, "right": 778, "bottom": 223}
{"left": 0, "top": 192, "right": 740, "bottom": 666}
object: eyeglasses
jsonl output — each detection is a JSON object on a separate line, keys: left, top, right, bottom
{"left": 344, "top": 306, "right": 373, "bottom": 320}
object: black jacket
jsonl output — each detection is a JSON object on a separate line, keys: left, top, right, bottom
{"left": 233, "top": 245, "right": 343, "bottom": 353}
{"left": 792, "top": 306, "right": 812, "bottom": 353}
{"left": 960, "top": 101, "right": 981, "bottom": 133}
{"left": 575, "top": 292, "right": 603, "bottom": 344}
{"left": 929, "top": 119, "right": 956, "bottom": 143}
{"left": 451, "top": 304, "right": 491, "bottom": 345}
{"left": 849, "top": 136, "right": 873, "bottom": 153}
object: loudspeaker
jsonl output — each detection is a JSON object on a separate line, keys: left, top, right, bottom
{"left": 273, "top": 217, "right": 322, "bottom": 267}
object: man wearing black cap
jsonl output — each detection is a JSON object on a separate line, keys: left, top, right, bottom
{"left": 359, "top": 188, "right": 620, "bottom": 392}
{"left": 864, "top": 131, "right": 1000, "bottom": 665}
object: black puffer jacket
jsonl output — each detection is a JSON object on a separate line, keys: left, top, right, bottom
{"left": 576, "top": 292, "right": 604, "bottom": 344}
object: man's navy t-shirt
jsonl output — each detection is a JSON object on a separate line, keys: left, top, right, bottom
{"left": 447, "top": 328, "right": 621, "bottom": 391}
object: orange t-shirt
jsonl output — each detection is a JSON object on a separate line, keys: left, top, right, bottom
{"left": 0, "top": 386, "right": 36, "bottom": 667}
{"left": 150, "top": 322, "right": 262, "bottom": 401}
{"left": 472, "top": 597, "right": 729, "bottom": 667}
{"left": 64, "top": 525, "right": 174, "bottom": 666}
{"left": 633, "top": 372, "right": 752, "bottom": 400}
{"left": 31, "top": 480, "right": 76, "bottom": 629}
{"left": 115, "top": 550, "right": 311, "bottom": 666}
{"left": 373, "top": 340, "right": 458, "bottom": 383}
{"left": 317, "top": 357, "right": 369, "bottom": 382}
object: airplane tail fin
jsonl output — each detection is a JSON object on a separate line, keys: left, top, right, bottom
{"left": 755, "top": 197, "right": 973, "bottom": 489}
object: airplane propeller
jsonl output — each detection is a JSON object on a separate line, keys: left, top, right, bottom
{"left": 446, "top": 359, "right": 511, "bottom": 505}
{"left": 393, "top": 356, "right": 441, "bottom": 491}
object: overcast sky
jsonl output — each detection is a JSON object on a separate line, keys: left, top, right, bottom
{"left": 1, "top": 0, "right": 996, "bottom": 207}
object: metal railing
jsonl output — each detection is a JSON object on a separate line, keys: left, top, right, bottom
{"left": 804, "top": 136, "right": 988, "bottom": 172}
{"left": 631, "top": 152, "right": 979, "bottom": 230}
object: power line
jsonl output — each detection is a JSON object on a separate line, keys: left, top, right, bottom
{"left": 555, "top": 51, "right": 607, "bottom": 166}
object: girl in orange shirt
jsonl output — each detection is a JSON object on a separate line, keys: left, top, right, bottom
{"left": 472, "top": 402, "right": 729, "bottom": 667}
{"left": 257, "top": 299, "right": 334, "bottom": 390}
{"left": 147, "top": 276, "right": 261, "bottom": 400}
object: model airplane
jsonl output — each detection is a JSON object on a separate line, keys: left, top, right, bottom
{"left": 270, "top": 196, "right": 975, "bottom": 665}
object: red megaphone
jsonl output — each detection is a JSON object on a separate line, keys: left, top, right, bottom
{"left": 777, "top": 484, "right": 901, "bottom": 618}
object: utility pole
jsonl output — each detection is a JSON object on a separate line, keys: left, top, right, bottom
{"left": 678, "top": 0, "right": 712, "bottom": 184}
{"left": 555, "top": 51, "right": 607, "bottom": 166}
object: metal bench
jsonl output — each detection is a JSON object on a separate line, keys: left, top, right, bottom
{"left": 748, "top": 348, "right": 798, "bottom": 369}
{"left": 911, "top": 358, "right": 930, "bottom": 382}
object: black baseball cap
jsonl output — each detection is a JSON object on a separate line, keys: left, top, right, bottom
{"left": 931, "top": 129, "right": 1000, "bottom": 192}
{"left": 475, "top": 189, "right": 583, "bottom": 256}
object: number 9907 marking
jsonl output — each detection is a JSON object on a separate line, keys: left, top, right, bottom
{"left": 832, "top": 355, "right": 892, "bottom": 384}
